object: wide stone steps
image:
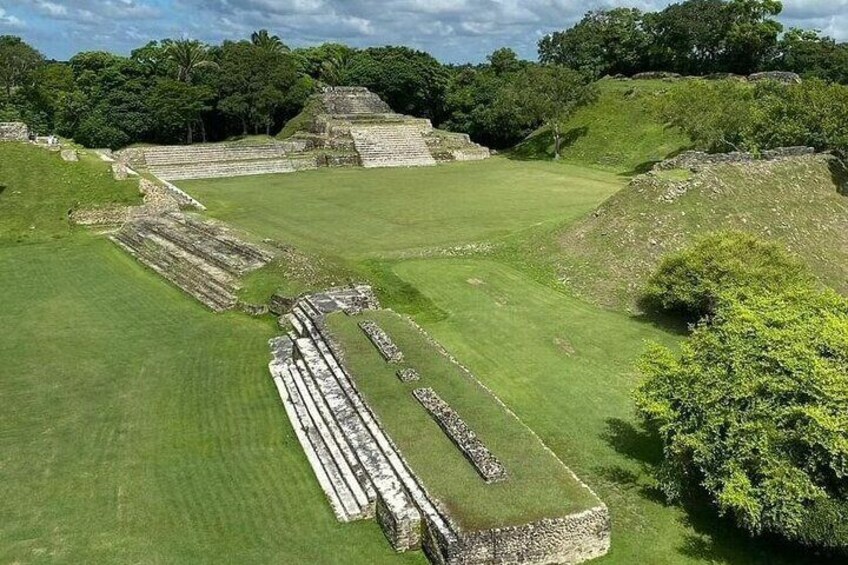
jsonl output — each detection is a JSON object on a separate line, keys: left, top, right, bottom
{"left": 140, "top": 215, "right": 265, "bottom": 276}
{"left": 351, "top": 126, "right": 437, "bottom": 168}
{"left": 142, "top": 145, "right": 289, "bottom": 166}
{"left": 291, "top": 300, "right": 442, "bottom": 549}
{"left": 163, "top": 213, "right": 273, "bottom": 267}
{"left": 111, "top": 229, "right": 238, "bottom": 311}
{"left": 150, "top": 156, "right": 317, "bottom": 181}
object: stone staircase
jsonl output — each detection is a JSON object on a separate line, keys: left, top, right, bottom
{"left": 350, "top": 125, "right": 437, "bottom": 168}
{"left": 149, "top": 156, "right": 317, "bottom": 181}
{"left": 110, "top": 212, "right": 273, "bottom": 311}
{"left": 269, "top": 288, "right": 453, "bottom": 552}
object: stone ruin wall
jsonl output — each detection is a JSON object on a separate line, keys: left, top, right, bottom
{"left": 422, "top": 506, "right": 610, "bottom": 565}
{"left": 0, "top": 122, "right": 29, "bottom": 141}
{"left": 655, "top": 146, "right": 816, "bottom": 171}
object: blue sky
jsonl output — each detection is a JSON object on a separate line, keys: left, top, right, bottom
{"left": 1, "top": 1, "right": 847, "bottom": 63}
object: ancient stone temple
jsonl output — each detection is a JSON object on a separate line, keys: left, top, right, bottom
{"left": 117, "top": 87, "right": 489, "bottom": 181}
{"left": 299, "top": 87, "right": 490, "bottom": 168}
{"left": 0, "top": 122, "right": 29, "bottom": 141}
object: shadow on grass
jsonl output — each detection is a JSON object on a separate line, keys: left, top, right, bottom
{"left": 358, "top": 259, "right": 447, "bottom": 324}
{"left": 602, "top": 419, "right": 846, "bottom": 564}
{"left": 506, "top": 127, "right": 589, "bottom": 162}
{"left": 828, "top": 155, "right": 848, "bottom": 196}
{"left": 630, "top": 295, "right": 692, "bottom": 336}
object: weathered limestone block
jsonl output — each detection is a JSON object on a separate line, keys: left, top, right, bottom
{"left": 359, "top": 320, "right": 404, "bottom": 363}
{"left": 112, "top": 162, "right": 128, "bottom": 180}
{"left": 422, "top": 506, "right": 611, "bottom": 565}
{"left": 0, "top": 122, "right": 28, "bottom": 141}
{"left": 413, "top": 387, "right": 507, "bottom": 483}
{"left": 60, "top": 149, "right": 79, "bottom": 161}
{"left": 748, "top": 71, "right": 802, "bottom": 84}
{"left": 397, "top": 368, "right": 420, "bottom": 383}
{"left": 632, "top": 71, "right": 682, "bottom": 80}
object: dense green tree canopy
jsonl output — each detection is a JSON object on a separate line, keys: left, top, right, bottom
{"left": 638, "top": 233, "right": 848, "bottom": 551}
{"left": 0, "top": 35, "right": 44, "bottom": 97}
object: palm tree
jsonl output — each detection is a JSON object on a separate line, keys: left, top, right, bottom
{"left": 164, "top": 39, "right": 217, "bottom": 83}
{"left": 251, "top": 29, "right": 289, "bottom": 53}
{"left": 320, "top": 52, "right": 352, "bottom": 86}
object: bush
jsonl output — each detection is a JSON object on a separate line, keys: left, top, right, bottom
{"left": 74, "top": 112, "right": 129, "bottom": 149}
{"left": 644, "top": 231, "right": 811, "bottom": 319}
{"left": 637, "top": 284, "right": 848, "bottom": 550}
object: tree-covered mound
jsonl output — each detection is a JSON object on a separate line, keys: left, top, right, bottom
{"left": 546, "top": 154, "right": 848, "bottom": 309}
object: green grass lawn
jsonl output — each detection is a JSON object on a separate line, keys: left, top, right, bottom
{"left": 0, "top": 236, "right": 425, "bottom": 564}
{"left": 0, "top": 143, "right": 141, "bottom": 245}
{"left": 327, "top": 310, "right": 599, "bottom": 530}
{"left": 512, "top": 79, "right": 691, "bottom": 174}
{"left": 178, "top": 157, "right": 623, "bottom": 259}
{"left": 391, "top": 258, "right": 827, "bottom": 564}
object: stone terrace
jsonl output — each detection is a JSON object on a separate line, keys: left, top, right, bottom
{"left": 118, "top": 141, "right": 317, "bottom": 181}
{"left": 268, "top": 287, "right": 611, "bottom": 564}
{"left": 111, "top": 212, "right": 273, "bottom": 311}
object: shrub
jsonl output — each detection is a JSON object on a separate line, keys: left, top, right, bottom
{"left": 636, "top": 285, "right": 848, "bottom": 550}
{"left": 644, "top": 231, "right": 811, "bottom": 319}
{"left": 74, "top": 112, "right": 129, "bottom": 149}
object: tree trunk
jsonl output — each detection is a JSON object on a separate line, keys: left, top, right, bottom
{"left": 187, "top": 122, "right": 193, "bottom": 145}
{"left": 200, "top": 118, "right": 207, "bottom": 143}
{"left": 241, "top": 117, "right": 248, "bottom": 136}
{"left": 553, "top": 123, "right": 562, "bottom": 160}
{"left": 265, "top": 121, "right": 271, "bottom": 136}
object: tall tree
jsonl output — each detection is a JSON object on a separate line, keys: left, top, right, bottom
{"left": 539, "top": 8, "right": 651, "bottom": 78}
{"left": 251, "top": 29, "right": 288, "bottom": 53}
{"left": 164, "top": 39, "right": 217, "bottom": 83}
{"left": 0, "top": 36, "right": 44, "bottom": 97}
{"left": 503, "top": 66, "right": 597, "bottom": 159}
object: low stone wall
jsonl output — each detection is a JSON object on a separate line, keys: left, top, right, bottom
{"left": 0, "top": 122, "right": 28, "bottom": 141}
{"left": 60, "top": 149, "right": 78, "bottom": 161}
{"left": 359, "top": 320, "right": 404, "bottom": 363}
{"left": 413, "top": 387, "right": 507, "bottom": 484}
{"left": 422, "top": 506, "right": 611, "bottom": 565}
{"left": 749, "top": 71, "right": 801, "bottom": 84}
{"left": 655, "top": 146, "right": 815, "bottom": 171}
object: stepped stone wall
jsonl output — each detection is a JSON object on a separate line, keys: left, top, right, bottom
{"left": 0, "top": 122, "right": 28, "bottom": 141}
{"left": 267, "top": 286, "right": 610, "bottom": 564}
{"left": 318, "top": 87, "right": 393, "bottom": 115}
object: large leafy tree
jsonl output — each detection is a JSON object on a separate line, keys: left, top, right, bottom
{"left": 344, "top": 46, "right": 450, "bottom": 122}
{"left": 218, "top": 40, "right": 297, "bottom": 135}
{"left": 501, "top": 65, "right": 597, "bottom": 159}
{"left": 149, "top": 78, "right": 213, "bottom": 143}
{"left": 0, "top": 35, "right": 44, "bottom": 97}
{"left": 539, "top": 8, "right": 651, "bottom": 78}
{"left": 776, "top": 29, "right": 848, "bottom": 84}
{"left": 637, "top": 280, "right": 848, "bottom": 550}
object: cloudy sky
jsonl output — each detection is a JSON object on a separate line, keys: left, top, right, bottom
{"left": 1, "top": 0, "right": 847, "bottom": 63}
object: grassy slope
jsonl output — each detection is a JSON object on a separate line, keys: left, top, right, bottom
{"left": 548, "top": 155, "right": 848, "bottom": 310}
{"left": 179, "top": 158, "right": 623, "bottom": 259}
{"left": 0, "top": 143, "right": 140, "bottom": 245}
{"left": 328, "top": 310, "right": 599, "bottom": 530}
{"left": 393, "top": 258, "right": 831, "bottom": 564}
{"left": 0, "top": 237, "right": 424, "bottom": 564}
{"left": 512, "top": 79, "right": 691, "bottom": 174}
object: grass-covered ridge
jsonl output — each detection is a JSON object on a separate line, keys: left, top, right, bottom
{"left": 512, "top": 79, "right": 691, "bottom": 173}
{"left": 545, "top": 155, "right": 848, "bottom": 309}
{"left": 0, "top": 143, "right": 141, "bottom": 245}
{"left": 327, "top": 309, "right": 600, "bottom": 530}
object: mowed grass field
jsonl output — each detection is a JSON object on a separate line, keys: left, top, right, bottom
{"left": 179, "top": 158, "right": 623, "bottom": 258}
{"left": 0, "top": 237, "right": 424, "bottom": 564}
{"left": 391, "top": 259, "right": 827, "bottom": 564}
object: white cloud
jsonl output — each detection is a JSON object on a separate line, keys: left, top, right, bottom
{"left": 0, "top": 6, "right": 24, "bottom": 28}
